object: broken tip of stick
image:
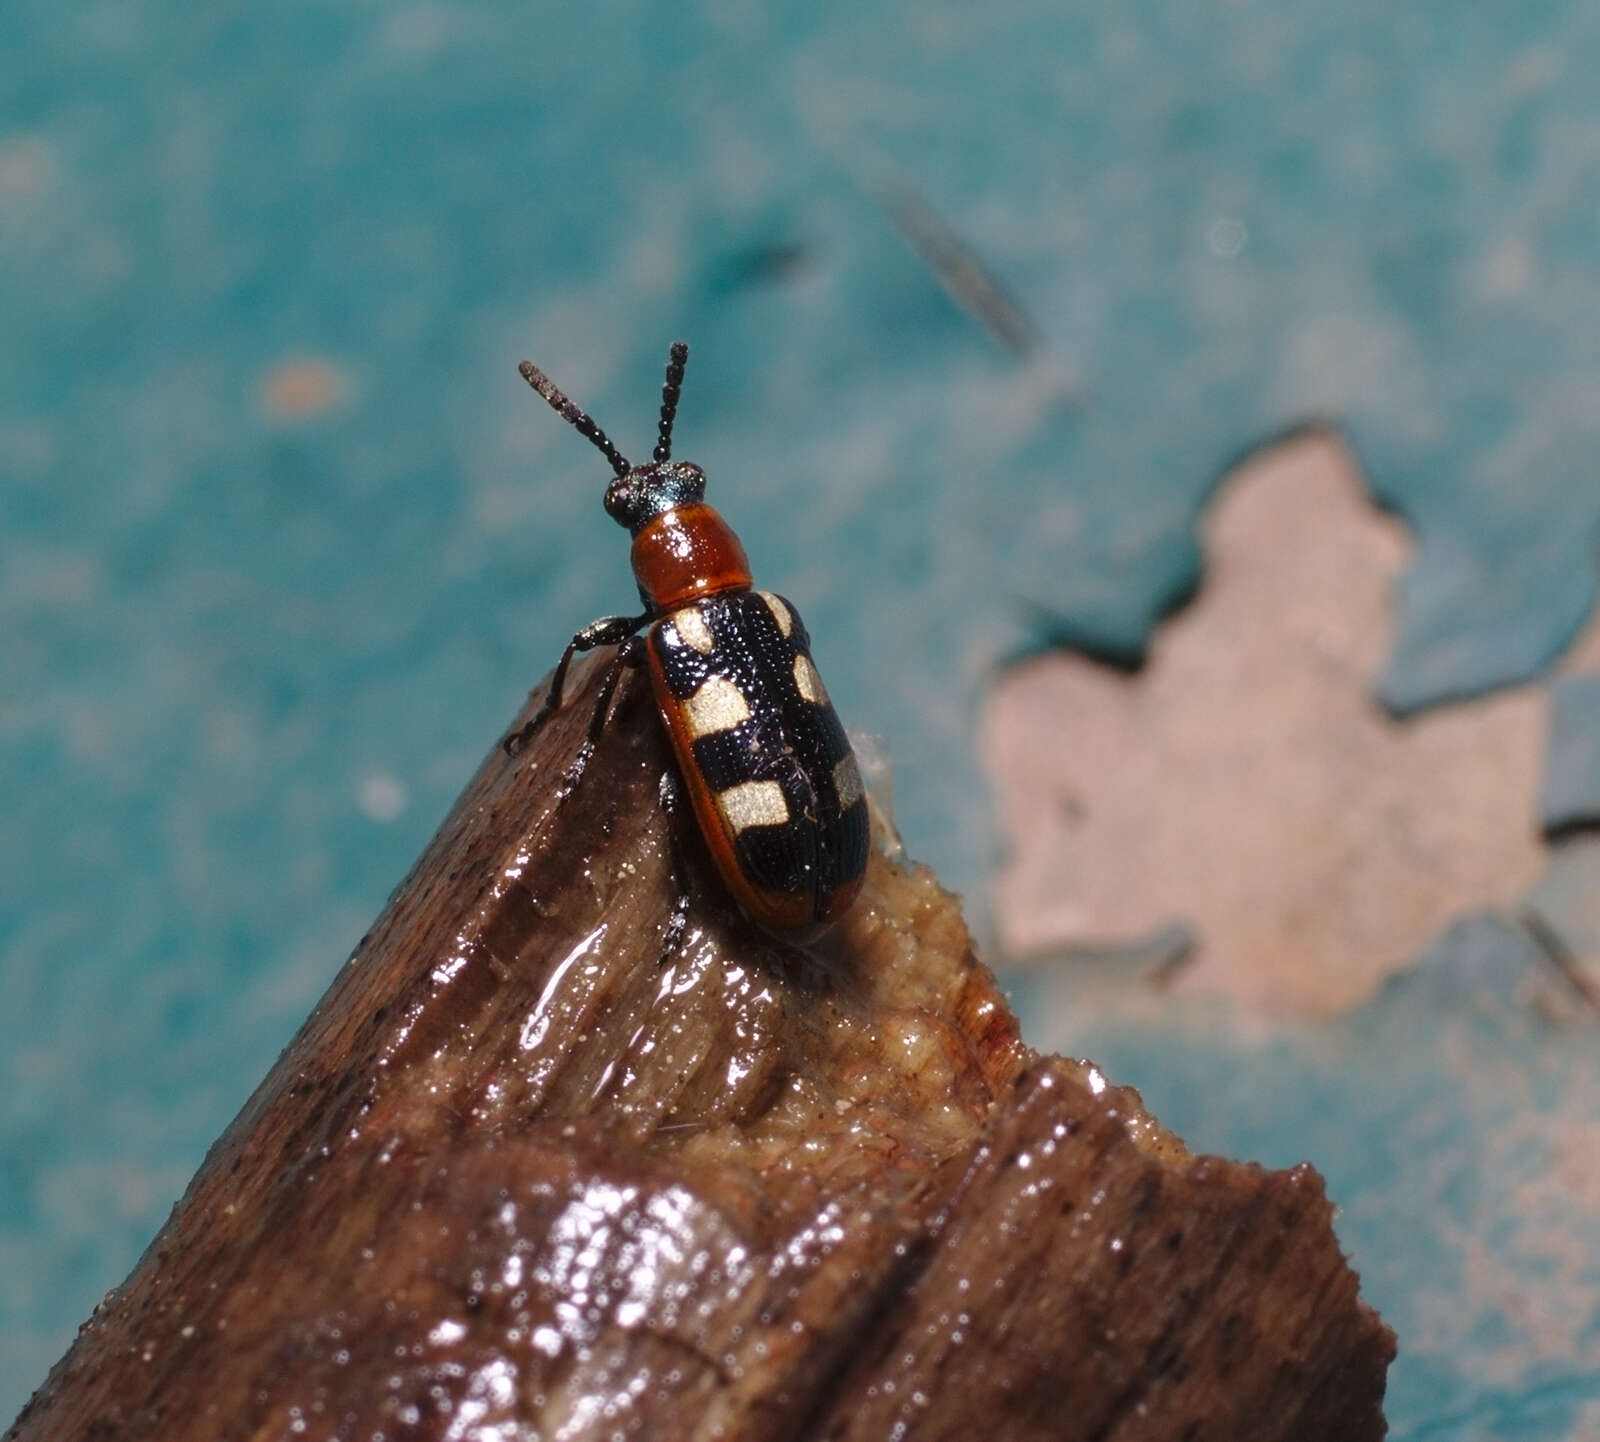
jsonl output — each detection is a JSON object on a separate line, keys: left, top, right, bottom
{"left": 10, "top": 656, "right": 1393, "bottom": 1441}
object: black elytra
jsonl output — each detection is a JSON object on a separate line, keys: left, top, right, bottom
{"left": 506, "top": 343, "right": 869, "bottom": 931}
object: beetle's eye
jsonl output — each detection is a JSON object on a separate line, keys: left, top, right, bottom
{"left": 603, "top": 477, "right": 640, "bottom": 528}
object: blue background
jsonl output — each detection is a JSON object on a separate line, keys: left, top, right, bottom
{"left": 4, "top": 3, "right": 1598, "bottom": 1433}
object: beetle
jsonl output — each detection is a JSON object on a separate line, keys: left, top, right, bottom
{"left": 505, "top": 342, "right": 869, "bottom": 931}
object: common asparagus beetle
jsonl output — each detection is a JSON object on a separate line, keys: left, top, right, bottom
{"left": 506, "top": 343, "right": 869, "bottom": 930}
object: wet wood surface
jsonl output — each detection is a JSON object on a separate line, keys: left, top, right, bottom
{"left": 9, "top": 657, "right": 1394, "bottom": 1441}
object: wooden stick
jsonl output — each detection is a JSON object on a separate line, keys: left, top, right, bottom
{"left": 8, "top": 657, "right": 1393, "bottom": 1441}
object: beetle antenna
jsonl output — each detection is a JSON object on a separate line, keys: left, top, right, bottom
{"left": 653, "top": 342, "right": 689, "bottom": 464}
{"left": 518, "top": 360, "right": 631, "bottom": 478}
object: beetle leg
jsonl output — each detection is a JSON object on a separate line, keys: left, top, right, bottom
{"left": 554, "top": 635, "right": 646, "bottom": 801}
{"left": 504, "top": 612, "right": 649, "bottom": 755}
{"left": 655, "top": 768, "right": 693, "bottom": 964}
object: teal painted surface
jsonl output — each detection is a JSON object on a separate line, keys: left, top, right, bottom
{"left": 1527, "top": 836, "right": 1600, "bottom": 975}
{"left": 1544, "top": 675, "right": 1600, "bottom": 831}
{"left": 4, "top": 0, "right": 1599, "bottom": 1430}
{"left": 1018, "top": 917, "right": 1600, "bottom": 1441}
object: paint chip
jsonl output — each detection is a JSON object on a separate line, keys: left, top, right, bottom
{"left": 260, "top": 356, "right": 348, "bottom": 420}
{"left": 985, "top": 434, "right": 1548, "bottom": 1014}
{"left": 358, "top": 772, "right": 409, "bottom": 823}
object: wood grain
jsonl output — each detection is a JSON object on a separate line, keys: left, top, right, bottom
{"left": 8, "top": 656, "right": 1394, "bottom": 1441}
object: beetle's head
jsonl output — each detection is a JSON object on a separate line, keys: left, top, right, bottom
{"left": 518, "top": 341, "right": 701, "bottom": 535}
{"left": 603, "top": 460, "right": 707, "bottom": 534}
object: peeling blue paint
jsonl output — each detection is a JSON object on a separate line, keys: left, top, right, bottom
{"left": 1543, "top": 676, "right": 1600, "bottom": 833}
{"left": 1018, "top": 911, "right": 1600, "bottom": 1440}
{"left": 5, "top": 1, "right": 1600, "bottom": 1428}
